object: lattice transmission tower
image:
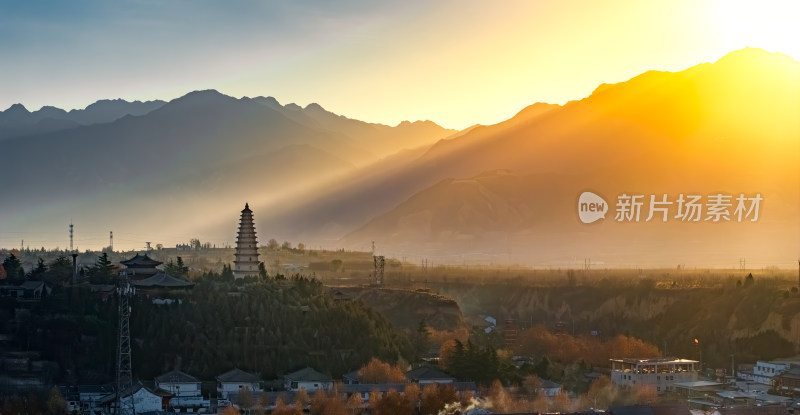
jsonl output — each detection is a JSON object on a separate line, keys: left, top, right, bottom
{"left": 115, "top": 274, "right": 136, "bottom": 415}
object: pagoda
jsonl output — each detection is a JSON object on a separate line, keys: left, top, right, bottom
{"left": 233, "top": 203, "right": 260, "bottom": 279}
{"left": 119, "top": 253, "right": 163, "bottom": 280}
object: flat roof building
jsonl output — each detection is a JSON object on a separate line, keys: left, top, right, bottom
{"left": 611, "top": 357, "right": 699, "bottom": 394}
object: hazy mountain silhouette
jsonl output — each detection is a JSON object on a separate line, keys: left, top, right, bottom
{"left": 0, "top": 90, "right": 454, "bottom": 248}
{"left": 0, "top": 98, "right": 167, "bottom": 140}
{"left": 260, "top": 48, "right": 799, "bottom": 266}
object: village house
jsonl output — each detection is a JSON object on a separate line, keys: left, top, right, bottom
{"left": 78, "top": 384, "right": 115, "bottom": 415}
{"left": 217, "top": 368, "right": 262, "bottom": 399}
{"left": 96, "top": 381, "right": 169, "bottom": 414}
{"left": 0, "top": 280, "right": 48, "bottom": 301}
{"left": 739, "top": 358, "right": 800, "bottom": 386}
{"left": 284, "top": 367, "right": 334, "bottom": 392}
{"left": 155, "top": 369, "right": 209, "bottom": 412}
{"left": 155, "top": 369, "right": 202, "bottom": 397}
{"left": 405, "top": 366, "right": 455, "bottom": 385}
{"left": 611, "top": 357, "right": 699, "bottom": 394}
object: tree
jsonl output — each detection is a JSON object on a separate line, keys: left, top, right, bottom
{"left": 404, "top": 383, "right": 420, "bottom": 410}
{"left": 47, "top": 386, "right": 67, "bottom": 415}
{"left": 222, "top": 406, "right": 241, "bottom": 415}
{"left": 267, "top": 239, "right": 279, "bottom": 250}
{"left": 258, "top": 262, "right": 267, "bottom": 280}
{"left": 87, "top": 252, "right": 116, "bottom": 284}
{"left": 311, "top": 390, "right": 347, "bottom": 415}
{"left": 357, "top": 358, "right": 407, "bottom": 383}
{"left": 552, "top": 390, "right": 571, "bottom": 413}
{"left": 2, "top": 253, "right": 23, "bottom": 281}
{"left": 166, "top": 256, "right": 189, "bottom": 278}
{"left": 297, "top": 243, "right": 306, "bottom": 252}
{"left": 412, "top": 320, "right": 431, "bottom": 360}
{"left": 238, "top": 387, "right": 254, "bottom": 413}
{"left": 372, "top": 390, "right": 412, "bottom": 415}
{"left": 220, "top": 264, "right": 234, "bottom": 281}
{"left": 272, "top": 398, "right": 302, "bottom": 415}
{"left": 586, "top": 375, "right": 616, "bottom": 409}
{"left": 295, "top": 388, "right": 310, "bottom": 409}
{"left": 744, "top": 273, "right": 755, "bottom": 287}
{"left": 330, "top": 259, "right": 343, "bottom": 272}
{"left": 523, "top": 375, "right": 542, "bottom": 396}
{"left": 281, "top": 241, "right": 292, "bottom": 250}
{"left": 29, "top": 257, "right": 47, "bottom": 280}
{"left": 487, "top": 380, "right": 512, "bottom": 413}
{"left": 346, "top": 392, "right": 363, "bottom": 415}
{"left": 45, "top": 255, "right": 73, "bottom": 285}
{"left": 420, "top": 383, "right": 457, "bottom": 415}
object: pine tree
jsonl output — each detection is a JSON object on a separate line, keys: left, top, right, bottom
{"left": 2, "top": 253, "right": 23, "bottom": 281}
{"left": 29, "top": 257, "right": 47, "bottom": 280}
{"left": 88, "top": 252, "right": 116, "bottom": 284}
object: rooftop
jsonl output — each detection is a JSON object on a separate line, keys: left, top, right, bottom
{"left": 285, "top": 367, "right": 332, "bottom": 382}
{"left": 131, "top": 271, "right": 194, "bottom": 289}
{"left": 405, "top": 366, "right": 454, "bottom": 381}
{"left": 611, "top": 357, "right": 699, "bottom": 364}
{"left": 217, "top": 368, "right": 260, "bottom": 383}
{"left": 673, "top": 380, "right": 725, "bottom": 388}
{"left": 156, "top": 369, "right": 200, "bottom": 384}
{"left": 120, "top": 253, "right": 163, "bottom": 267}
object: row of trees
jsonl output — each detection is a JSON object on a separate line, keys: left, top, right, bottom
{"left": 265, "top": 239, "right": 306, "bottom": 252}
{"left": 225, "top": 374, "right": 660, "bottom": 415}
{"left": 1, "top": 253, "right": 73, "bottom": 284}
{"left": 230, "top": 382, "right": 469, "bottom": 415}
{"left": 516, "top": 325, "right": 661, "bottom": 367}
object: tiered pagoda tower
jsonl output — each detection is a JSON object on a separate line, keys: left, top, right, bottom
{"left": 233, "top": 203, "right": 260, "bottom": 279}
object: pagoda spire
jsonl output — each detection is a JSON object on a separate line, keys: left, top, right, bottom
{"left": 233, "top": 203, "right": 259, "bottom": 279}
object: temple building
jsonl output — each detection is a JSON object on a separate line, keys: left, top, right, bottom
{"left": 233, "top": 203, "right": 260, "bottom": 279}
{"left": 119, "top": 253, "right": 163, "bottom": 280}
{"left": 119, "top": 253, "right": 194, "bottom": 290}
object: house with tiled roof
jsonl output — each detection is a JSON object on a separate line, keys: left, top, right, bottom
{"left": 405, "top": 366, "right": 455, "bottom": 385}
{"left": 216, "top": 368, "right": 262, "bottom": 399}
{"left": 155, "top": 369, "right": 201, "bottom": 397}
{"left": 284, "top": 367, "right": 333, "bottom": 392}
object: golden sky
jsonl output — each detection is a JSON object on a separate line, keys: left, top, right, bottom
{"left": 2, "top": 0, "right": 799, "bottom": 129}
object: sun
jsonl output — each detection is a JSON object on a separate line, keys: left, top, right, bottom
{"left": 711, "top": 0, "right": 800, "bottom": 60}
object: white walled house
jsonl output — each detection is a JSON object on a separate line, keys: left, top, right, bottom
{"left": 739, "top": 359, "right": 800, "bottom": 385}
{"left": 610, "top": 357, "right": 699, "bottom": 394}
{"left": 284, "top": 367, "right": 333, "bottom": 392}
{"left": 217, "top": 368, "right": 262, "bottom": 399}
{"left": 155, "top": 369, "right": 202, "bottom": 397}
{"left": 97, "top": 381, "right": 166, "bottom": 414}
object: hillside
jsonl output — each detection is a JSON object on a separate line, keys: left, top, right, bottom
{"left": 266, "top": 48, "right": 799, "bottom": 266}
{"left": 333, "top": 287, "right": 466, "bottom": 332}
{"left": 0, "top": 90, "right": 455, "bottom": 251}
{"left": 6, "top": 276, "right": 414, "bottom": 383}
{"left": 428, "top": 271, "right": 800, "bottom": 367}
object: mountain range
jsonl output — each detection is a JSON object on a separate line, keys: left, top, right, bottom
{"left": 1, "top": 47, "right": 797, "bottom": 267}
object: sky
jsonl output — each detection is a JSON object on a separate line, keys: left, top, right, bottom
{"left": 2, "top": 0, "right": 799, "bottom": 130}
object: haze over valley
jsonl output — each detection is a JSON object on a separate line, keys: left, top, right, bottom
{"left": 1, "top": 48, "right": 798, "bottom": 267}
